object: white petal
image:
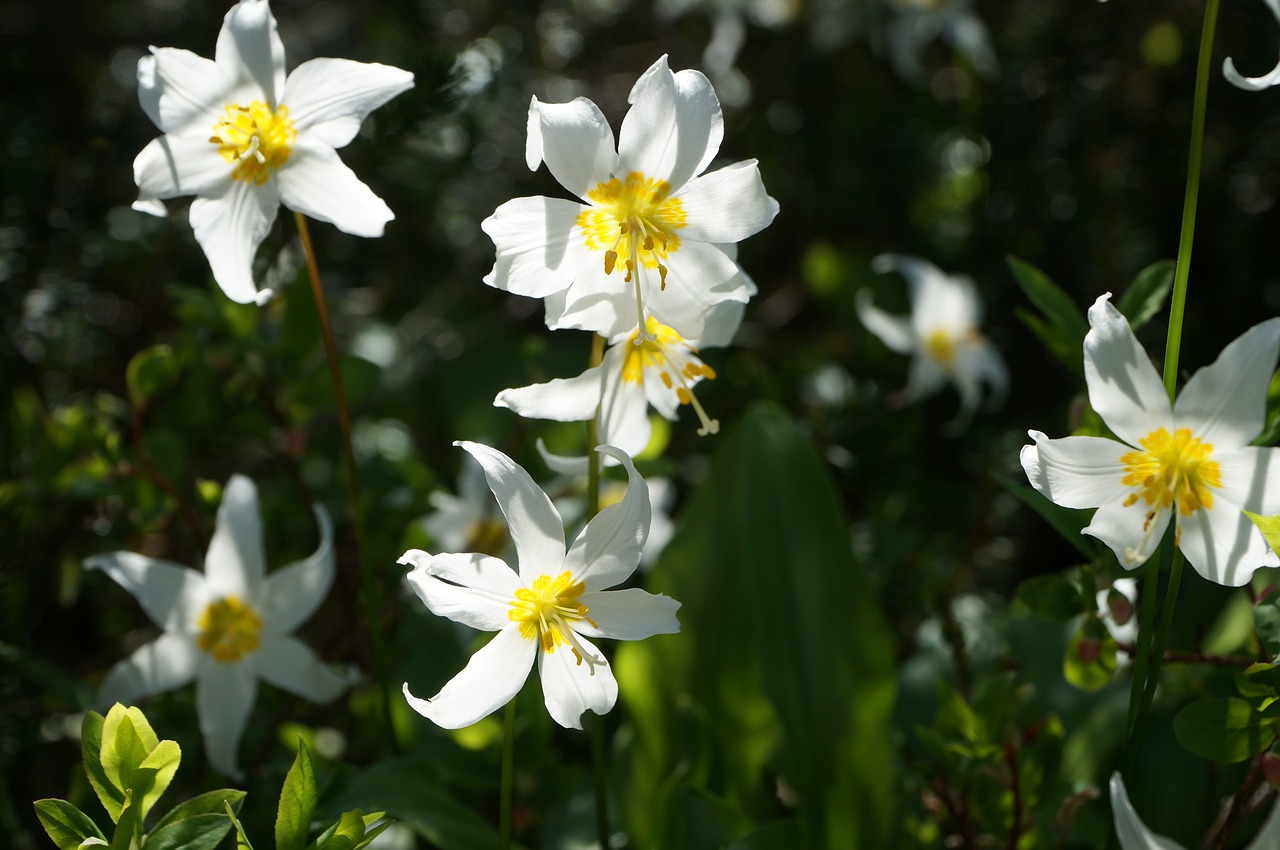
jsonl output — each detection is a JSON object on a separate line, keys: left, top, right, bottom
{"left": 481, "top": 196, "right": 591, "bottom": 299}
{"left": 646, "top": 241, "right": 746, "bottom": 340}
{"left": 855, "top": 290, "right": 915, "bottom": 355}
{"left": 899, "top": 352, "right": 947, "bottom": 403}
{"left": 195, "top": 657, "right": 257, "bottom": 779}
{"left": 85, "top": 552, "right": 208, "bottom": 633}
{"left": 538, "top": 632, "right": 617, "bottom": 729}
{"left": 1217, "top": 447, "right": 1280, "bottom": 515}
{"left": 948, "top": 14, "right": 998, "bottom": 78}
{"left": 134, "top": 136, "right": 231, "bottom": 208}
{"left": 138, "top": 49, "right": 235, "bottom": 137}
{"left": 526, "top": 96, "right": 544, "bottom": 171}
{"left": 189, "top": 180, "right": 279, "bottom": 305}
{"left": 99, "top": 634, "right": 200, "bottom": 707}
{"left": 204, "top": 475, "right": 267, "bottom": 600}
{"left": 215, "top": 0, "right": 286, "bottom": 107}
{"left": 277, "top": 141, "right": 393, "bottom": 237}
{"left": 1178, "top": 500, "right": 1279, "bottom": 587}
{"left": 1173, "top": 318, "right": 1280, "bottom": 448}
{"left": 873, "top": 254, "right": 981, "bottom": 331}
{"left": 253, "top": 635, "right": 355, "bottom": 703}
{"left": 283, "top": 58, "right": 414, "bottom": 148}
{"left": 494, "top": 363, "right": 606, "bottom": 423}
{"left": 259, "top": 505, "right": 334, "bottom": 634}
{"left": 529, "top": 96, "right": 619, "bottom": 201}
{"left": 401, "top": 549, "right": 521, "bottom": 632}
{"left": 543, "top": 263, "right": 636, "bottom": 338}
{"left": 620, "top": 56, "right": 723, "bottom": 189}
{"left": 562, "top": 446, "right": 650, "bottom": 591}
{"left": 1084, "top": 294, "right": 1172, "bottom": 447}
{"left": 1022, "top": 431, "right": 1131, "bottom": 509}
{"left": 456, "top": 442, "right": 567, "bottom": 583}
{"left": 598, "top": 362, "right": 653, "bottom": 457}
{"left": 535, "top": 440, "right": 591, "bottom": 477}
{"left": 574, "top": 588, "right": 680, "bottom": 640}
{"left": 1245, "top": 794, "right": 1280, "bottom": 850}
{"left": 1085, "top": 496, "right": 1170, "bottom": 571}
{"left": 402, "top": 625, "right": 535, "bottom": 729}
{"left": 697, "top": 298, "right": 746, "bottom": 349}
{"left": 1109, "top": 773, "right": 1186, "bottom": 850}
{"left": 1224, "top": 1, "right": 1280, "bottom": 92}
{"left": 673, "top": 160, "right": 778, "bottom": 243}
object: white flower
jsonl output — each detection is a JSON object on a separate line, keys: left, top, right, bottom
{"left": 556, "top": 474, "right": 677, "bottom": 569}
{"left": 401, "top": 442, "right": 680, "bottom": 729}
{"left": 1224, "top": 0, "right": 1280, "bottom": 91}
{"left": 132, "top": 0, "right": 414, "bottom": 304}
{"left": 1022, "top": 295, "right": 1280, "bottom": 587}
{"left": 856, "top": 253, "right": 1007, "bottom": 431}
{"left": 884, "top": 0, "right": 997, "bottom": 84}
{"left": 1110, "top": 772, "right": 1280, "bottom": 849}
{"left": 87, "top": 475, "right": 355, "bottom": 778}
{"left": 420, "top": 452, "right": 510, "bottom": 558}
{"left": 482, "top": 55, "right": 778, "bottom": 341}
{"left": 1098, "top": 577, "right": 1139, "bottom": 648}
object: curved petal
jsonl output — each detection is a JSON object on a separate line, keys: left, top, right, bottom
{"left": 599, "top": 361, "right": 653, "bottom": 455}
{"left": 138, "top": 49, "right": 235, "bottom": 137}
{"left": 401, "top": 549, "right": 521, "bottom": 632}
{"left": 482, "top": 196, "right": 591, "bottom": 299}
{"left": 204, "top": 474, "right": 267, "bottom": 600}
{"left": 1178, "top": 501, "right": 1279, "bottom": 587}
{"left": 1217, "top": 446, "right": 1280, "bottom": 515}
{"left": 1022, "top": 431, "right": 1130, "bottom": 509}
{"left": 1174, "top": 318, "right": 1280, "bottom": 448}
{"left": 134, "top": 135, "right": 232, "bottom": 209}
{"left": 536, "top": 439, "right": 590, "bottom": 477}
{"left": 195, "top": 657, "right": 257, "bottom": 779}
{"left": 215, "top": 0, "right": 286, "bottom": 107}
{"left": 494, "top": 363, "right": 606, "bottom": 423}
{"left": 619, "top": 56, "right": 723, "bottom": 189}
{"left": 1084, "top": 294, "right": 1171, "bottom": 446}
{"left": 456, "top": 442, "right": 567, "bottom": 583}
{"left": 573, "top": 588, "right": 680, "bottom": 640}
{"left": 674, "top": 160, "right": 778, "bottom": 243}
{"left": 253, "top": 635, "right": 355, "bottom": 703}
{"left": 542, "top": 259, "right": 635, "bottom": 338}
{"left": 1085, "top": 497, "right": 1170, "bottom": 571}
{"left": 189, "top": 179, "right": 279, "bottom": 305}
{"left": 562, "top": 446, "right": 650, "bottom": 591}
{"left": 99, "top": 634, "right": 200, "bottom": 707}
{"left": 529, "top": 96, "right": 619, "bottom": 201}
{"left": 646, "top": 241, "right": 746, "bottom": 340}
{"left": 873, "top": 254, "right": 981, "bottom": 331}
{"left": 86, "top": 552, "right": 208, "bottom": 633}
{"left": 402, "top": 625, "right": 535, "bottom": 729}
{"left": 855, "top": 290, "right": 915, "bottom": 355}
{"left": 1224, "top": 1, "right": 1280, "bottom": 92}
{"left": 697, "top": 298, "right": 746, "bottom": 349}
{"left": 283, "top": 58, "right": 414, "bottom": 148}
{"left": 538, "top": 632, "right": 617, "bottom": 730}
{"left": 259, "top": 504, "right": 334, "bottom": 634}
{"left": 1109, "top": 773, "right": 1185, "bottom": 850}
{"left": 277, "top": 141, "right": 393, "bottom": 237}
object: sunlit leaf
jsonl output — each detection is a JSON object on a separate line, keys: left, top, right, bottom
{"left": 1173, "top": 697, "right": 1280, "bottom": 763}
{"left": 33, "top": 799, "right": 105, "bottom": 850}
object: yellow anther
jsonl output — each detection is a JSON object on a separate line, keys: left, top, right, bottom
{"left": 508, "top": 572, "right": 600, "bottom": 669}
{"left": 197, "top": 596, "right": 262, "bottom": 663}
{"left": 1120, "top": 427, "right": 1221, "bottom": 517}
{"left": 210, "top": 101, "right": 295, "bottom": 185}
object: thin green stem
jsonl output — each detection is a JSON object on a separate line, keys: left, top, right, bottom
{"left": 294, "top": 212, "right": 396, "bottom": 751}
{"left": 499, "top": 698, "right": 517, "bottom": 850}
{"left": 584, "top": 330, "right": 609, "bottom": 850}
{"left": 1123, "top": 552, "right": 1161, "bottom": 744}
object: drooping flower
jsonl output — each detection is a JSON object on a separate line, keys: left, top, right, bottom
{"left": 482, "top": 55, "right": 777, "bottom": 341}
{"left": 1110, "top": 772, "right": 1280, "bottom": 849}
{"left": 1022, "top": 295, "right": 1280, "bottom": 587}
{"left": 856, "top": 253, "right": 1007, "bottom": 431}
{"left": 401, "top": 442, "right": 680, "bottom": 729}
{"left": 883, "top": 0, "right": 997, "bottom": 84}
{"left": 88, "top": 475, "right": 355, "bottom": 777}
{"left": 1224, "top": 0, "right": 1280, "bottom": 91}
{"left": 132, "top": 0, "right": 414, "bottom": 304}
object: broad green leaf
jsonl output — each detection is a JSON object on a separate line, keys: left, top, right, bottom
{"left": 277, "top": 740, "right": 318, "bottom": 850}
{"left": 137, "top": 738, "right": 180, "bottom": 821}
{"left": 33, "top": 799, "right": 106, "bottom": 850}
{"left": 996, "top": 474, "right": 1094, "bottom": 560}
{"left": 1016, "top": 574, "right": 1089, "bottom": 620}
{"left": 1173, "top": 697, "right": 1280, "bottom": 762}
{"left": 1247, "top": 511, "right": 1280, "bottom": 559}
{"left": 1236, "top": 663, "right": 1280, "bottom": 711}
{"left": 1115, "top": 260, "right": 1175, "bottom": 331}
{"left": 224, "top": 800, "right": 255, "bottom": 850}
{"left": 145, "top": 813, "right": 241, "bottom": 850}
{"left": 81, "top": 711, "right": 125, "bottom": 823}
{"left": 125, "top": 344, "right": 181, "bottom": 406}
{"left": 352, "top": 819, "right": 391, "bottom": 850}
{"left": 312, "top": 810, "right": 366, "bottom": 850}
{"left": 1007, "top": 256, "right": 1088, "bottom": 360}
{"left": 100, "top": 708, "right": 155, "bottom": 821}
{"left": 1063, "top": 618, "right": 1118, "bottom": 692}
{"left": 151, "top": 790, "right": 245, "bottom": 839}
{"left": 108, "top": 792, "right": 142, "bottom": 850}
{"left": 1256, "top": 601, "right": 1280, "bottom": 660}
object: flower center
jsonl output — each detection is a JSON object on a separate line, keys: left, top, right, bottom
{"left": 196, "top": 595, "right": 262, "bottom": 663}
{"left": 508, "top": 571, "right": 601, "bottom": 667}
{"left": 1120, "top": 427, "right": 1222, "bottom": 518}
{"left": 924, "top": 329, "right": 959, "bottom": 369}
{"left": 210, "top": 101, "right": 296, "bottom": 185}
{"left": 621, "top": 316, "right": 720, "bottom": 436}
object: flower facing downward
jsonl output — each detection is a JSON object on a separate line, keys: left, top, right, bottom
{"left": 1223, "top": 0, "right": 1280, "bottom": 91}
{"left": 856, "top": 254, "right": 1007, "bottom": 431}
{"left": 132, "top": 0, "right": 414, "bottom": 304}
{"left": 1110, "top": 773, "right": 1280, "bottom": 849}
{"left": 1022, "top": 295, "right": 1280, "bottom": 586}
{"left": 482, "top": 55, "right": 777, "bottom": 341}
{"left": 401, "top": 442, "right": 680, "bottom": 729}
{"left": 87, "top": 476, "right": 355, "bottom": 778}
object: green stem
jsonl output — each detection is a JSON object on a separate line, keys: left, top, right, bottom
{"left": 499, "top": 699, "right": 516, "bottom": 850}
{"left": 294, "top": 212, "right": 396, "bottom": 751}
{"left": 584, "top": 331, "right": 609, "bottom": 850}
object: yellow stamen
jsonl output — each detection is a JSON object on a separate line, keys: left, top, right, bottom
{"left": 924, "top": 329, "right": 960, "bottom": 370}
{"left": 508, "top": 572, "right": 601, "bottom": 669}
{"left": 210, "top": 101, "right": 295, "bottom": 185}
{"left": 196, "top": 596, "right": 262, "bottom": 663}
{"left": 1120, "top": 427, "right": 1221, "bottom": 517}
{"left": 619, "top": 316, "right": 720, "bottom": 436}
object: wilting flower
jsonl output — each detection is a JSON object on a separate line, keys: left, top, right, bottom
{"left": 132, "top": 0, "right": 413, "bottom": 304}
{"left": 1224, "top": 0, "right": 1280, "bottom": 91}
{"left": 1111, "top": 772, "right": 1280, "bottom": 848}
{"left": 856, "top": 253, "right": 1007, "bottom": 431}
{"left": 1022, "top": 295, "right": 1280, "bottom": 587}
{"left": 401, "top": 442, "right": 680, "bottom": 729}
{"left": 883, "top": 0, "right": 997, "bottom": 84}
{"left": 88, "top": 475, "right": 354, "bottom": 777}
{"left": 482, "top": 55, "right": 777, "bottom": 341}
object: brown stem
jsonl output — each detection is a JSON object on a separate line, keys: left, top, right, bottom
{"left": 1207, "top": 752, "right": 1270, "bottom": 850}
{"left": 1115, "top": 642, "right": 1257, "bottom": 668}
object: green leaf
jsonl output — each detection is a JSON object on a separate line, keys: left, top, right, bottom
{"left": 1236, "top": 663, "right": 1280, "bottom": 710}
{"left": 82, "top": 711, "right": 125, "bottom": 823}
{"left": 1007, "top": 256, "right": 1088, "bottom": 362}
{"left": 100, "top": 707, "right": 157, "bottom": 822}
{"left": 1256, "top": 600, "right": 1280, "bottom": 660}
{"left": 351, "top": 819, "right": 391, "bottom": 850}
{"left": 137, "top": 738, "right": 180, "bottom": 821}
{"left": 312, "top": 810, "right": 366, "bottom": 850}
{"left": 996, "top": 473, "right": 1095, "bottom": 560}
{"left": 108, "top": 792, "right": 142, "bottom": 850}
{"left": 1173, "top": 697, "right": 1280, "bottom": 762}
{"left": 1014, "top": 307, "right": 1081, "bottom": 377}
{"left": 1247, "top": 511, "right": 1280, "bottom": 560}
{"left": 147, "top": 791, "right": 245, "bottom": 850}
{"left": 125, "top": 344, "right": 181, "bottom": 406}
{"left": 33, "top": 799, "right": 106, "bottom": 850}
{"left": 1116, "top": 260, "right": 1175, "bottom": 330}
{"left": 1016, "top": 574, "right": 1089, "bottom": 620}
{"left": 277, "top": 740, "right": 318, "bottom": 850}
{"left": 1063, "top": 618, "right": 1118, "bottom": 692}
{"left": 224, "top": 800, "right": 256, "bottom": 850}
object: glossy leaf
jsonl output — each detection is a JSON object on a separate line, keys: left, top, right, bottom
{"left": 1173, "top": 697, "right": 1280, "bottom": 763}
{"left": 1115, "top": 260, "right": 1175, "bottom": 330}
{"left": 277, "top": 740, "right": 318, "bottom": 850}
{"left": 33, "top": 799, "right": 105, "bottom": 850}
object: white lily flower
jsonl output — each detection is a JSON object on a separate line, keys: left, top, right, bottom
{"left": 482, "top": 55, "right": 778, "bottom": 341}
{"left": 555, "top": 475, "right": 676, "bottom": 569}
{"left": 132, "top": 0, "right": 414, "bottom": 304}
{"left": 856, "top": 253, "right": 1007, "bottom": 432}
{"left": 1110, "top": 772, "right": 1280, "bottom": 848}
{"left": 1224, "top": 0, "right": 1280, "bottom": 91}
{"left": 1022, "top": 295, "right": 1280, "bottom": 587}
{"left": 401, "top": 442, "right": 680, "bottom": 730}
{"left": 87, "top": 475, "right": 355, "bottom": 778}
{"left": 420, "top": 453, "right": 510, "bottom": 559}
{"left": 884, "top": 0, "right": 997, "bottom": 84}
